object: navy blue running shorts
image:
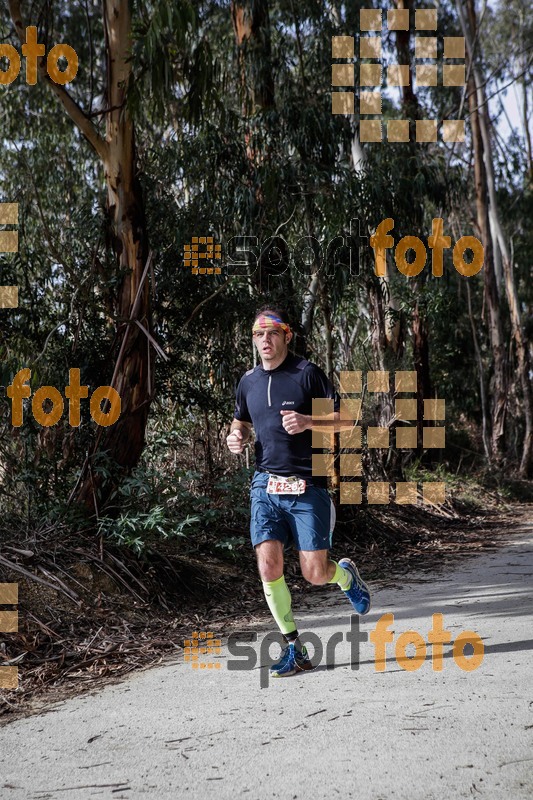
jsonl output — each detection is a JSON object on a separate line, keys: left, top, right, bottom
{"left": 249, "top": 470, "right": 336, "bottom": 551}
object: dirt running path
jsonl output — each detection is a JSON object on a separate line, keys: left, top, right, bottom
{"left": 1, "top": 517, "right": 532, "bottom": 799}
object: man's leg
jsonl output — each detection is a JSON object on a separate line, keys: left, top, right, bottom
{"left": 291, "top": 490, "right": 350, "bottom": 588}
{"left": 249, "top": 476, "right": 314, "bottom": 676}
{"left": 291, "top": 487, "right": 371, "bottom": 614}
{"left": 299, "top": 548, "right": 371, "bottom": 613}
{"left": 255, "top": 540, "right": 314, "bottom": 676}
{"left": 298, "top": 549, "right": 351, "bottom": 588}
{"left": 251, "top": 477, "right": 296, "bottom": 640}
{"left": 256, "top": 540, "right": 300, "bottom": 645}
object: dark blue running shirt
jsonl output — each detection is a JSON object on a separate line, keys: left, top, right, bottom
{"left": 234, "top": 352, "right": 340, "bottom": 487}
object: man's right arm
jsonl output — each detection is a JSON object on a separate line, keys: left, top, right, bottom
{"left": 227, "top": 418, "right": 253, "bottom": 454}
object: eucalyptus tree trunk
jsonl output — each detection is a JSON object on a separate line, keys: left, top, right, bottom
{"left": 457, "top": 1, "right": 533, "bottom": 476}
{"left": 230, "top": 0, "right": 275, "bottom": 115}
{"left": 321, "top": 292, "right": 334, "bottom": 383}
{"left": 231, "top": 0, "right": 310, "bottom": 356}
{"left": 466, "top": 282, "right": 491, "bottom": 461}
{"left": 396, "top": 0, "right": 430, "bottom": 417}
{"left": 87, "top": 0, "right": 152, "bottom": 494}
{"left": 393, "top": 0, "right": 419, "bottom": 119}
{"left": 522, "top": 72, "right": 533, "bottom": 184}
{"left": 502, "top": 256, "right": 532, "bottom": 475}
{"left": 458, "top": 0, "right": 508, "bottom": 464}
{"left": 8, "top": 0, "right": 153, "bottom": 509}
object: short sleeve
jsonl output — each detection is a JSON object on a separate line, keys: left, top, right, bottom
{"left": 306, "top": 365, "right": 340, "bottom": 412}
{"left": 234, "top": 377, "right": 252, "bottom": 423}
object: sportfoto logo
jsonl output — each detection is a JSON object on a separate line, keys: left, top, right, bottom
{"left": 0, "top": 203, "right": 19, "bottom": 308}
{"left": 0, "top": 27, "right": 78, "bottom": 86}
{"left": 6, "top": 369, "right": 122, "bottom": 428}
{"left": 183, "top": 237, "right": 222, "bottom": 274}
{"left": 184, "top": 217, "right": 483, "bottom": 280}
{"left": 226, "top": 613, "right": 484, "bottom": 689}
{"left": 0, "top": 583, "right": 19, "bottom": 690}
{"left": 312, "top": 370, "right": 446, "bottom": 505}
{"left": 183, "top": 631, "right": 222, "bottom": 669}
{"left": 331, "top": 7, "right": 465, "bottom": 143}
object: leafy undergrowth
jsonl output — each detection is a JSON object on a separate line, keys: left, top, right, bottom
{"left": 0, "top": 470, "right": 530, "bottom": 727}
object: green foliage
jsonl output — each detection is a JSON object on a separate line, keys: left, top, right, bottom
{"left": 98, "top": 506, "right": 201, "bottom": 555}
{"left": 0, "top": 0, "right": 531, "bottom": 537}
{"left": 92, "top": 411, "right": 253, "bottom": 555}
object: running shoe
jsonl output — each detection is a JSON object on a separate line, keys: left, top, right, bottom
{"left": 269, "top": 642, "right": 314, "bottom": 678}
{"left": 338, "top": 558, "right": 371, "bottom": 615}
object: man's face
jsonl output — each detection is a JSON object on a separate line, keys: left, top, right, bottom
{"left": 252, "top": 326, "right": 290, "bottom": 363}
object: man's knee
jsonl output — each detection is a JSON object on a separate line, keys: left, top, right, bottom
{"left": 255, "top": 541, "right": 284, "bottom": 582}
{"left": 302, "top": 568, "right": 328, "bottom": 586}
{"left": 259, "top": 561, "right": 283, "bottom": 582}
{"left": 301, "top": 564, "right": 329, "bottom": 585}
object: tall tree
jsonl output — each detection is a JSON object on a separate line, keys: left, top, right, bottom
{"left": 230, "top": 0, "right": 306, "bottom": 353}
{"left": 8, "top": 0, "right": 153, "bottom": 507}
{"left": 457, "top": 0, "right": 508, "bottom": 463}
{"left": 466, "top": 0, "right": 533, "bottom": 475}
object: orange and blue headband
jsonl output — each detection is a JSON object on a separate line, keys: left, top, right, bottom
{"left": 252, "top": 313, "right": 291, "bottom": 334}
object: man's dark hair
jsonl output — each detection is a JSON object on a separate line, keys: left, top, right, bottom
{"left": 253, "top": 305, "right": 291, "bottom": 326}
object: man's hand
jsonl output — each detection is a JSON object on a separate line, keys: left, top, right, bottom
{"left": 227, "top": 429, "right": 246, "bottom": 453}
{"left": 280, "top": 410, "right": 311, "bottom": 435}
{"left": 226, "top": 419, "right": 252, "bottom": 454}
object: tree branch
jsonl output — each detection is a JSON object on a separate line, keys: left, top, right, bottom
{"left": 7, "top": 0, "right": 108, "bottom": 162}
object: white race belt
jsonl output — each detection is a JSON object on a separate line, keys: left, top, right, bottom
{"left": 266, "top": 474, "right": 307, "bottom": 495}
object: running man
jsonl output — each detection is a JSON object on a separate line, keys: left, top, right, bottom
{"left": 226, "top": 307, "right": 371, "bottom": 678}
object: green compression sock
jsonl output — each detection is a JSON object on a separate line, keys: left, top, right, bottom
{"left": 262, "top": 575, "right": 297, "bottom": 636}
{"left": 327, "top": 560, "right": 352, "bottom": 591}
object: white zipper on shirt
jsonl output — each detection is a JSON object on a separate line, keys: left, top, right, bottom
{"left": 267, "top": 374, "right": 272, "bottom": 407}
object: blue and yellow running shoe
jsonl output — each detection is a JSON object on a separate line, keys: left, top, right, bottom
{"left": 338, "top": 558, "right": 371, "bottom": 615}
{"left": 270, "top": 642, "right": 314, "bottom": 678}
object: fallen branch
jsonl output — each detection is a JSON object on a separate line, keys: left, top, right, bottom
{"left": 0, "top": 554, "right": 81, "bottom": 606}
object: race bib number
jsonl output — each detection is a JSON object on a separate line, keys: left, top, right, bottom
{"left": 266, "top": 476, "right": 306, "bottom": 495}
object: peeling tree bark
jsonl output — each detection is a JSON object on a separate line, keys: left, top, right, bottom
{"left": 231, "top": 0, "right": 308, "bottom": 356}
{"left": 458, "top": 0, "right": 509, "bottom": 464}
{"left": 8, "top": 0, "right": 153, "bottom": 508}
{"left": 456, "top": 4, "right": 533, "bottom": 476}
{"left": 393, "top": 0, "right": 419, "bottom": 119}
{"left": 231, "top": 0, "right": 275, "bottom": 115}
{"left": 84, "top": 0, "right": 152, "bottom": 502}
{"left": 466, "top": 282, "right": 491, "bottom": 460}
